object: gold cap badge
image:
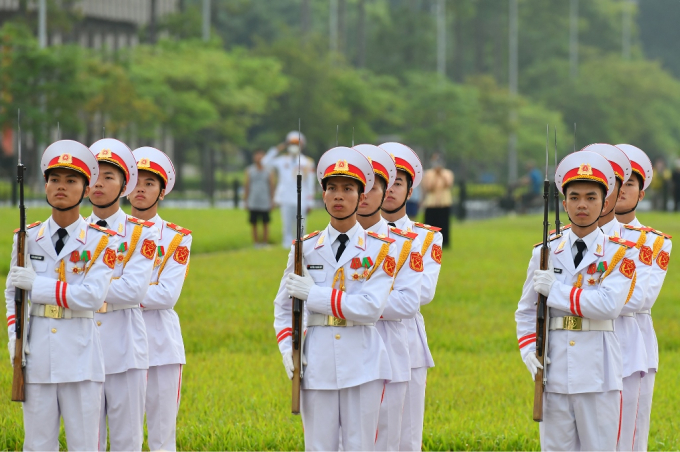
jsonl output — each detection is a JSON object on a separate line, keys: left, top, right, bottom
{"left": 577, "top": 164, "right": 593, "bottom": 176}
{"left": 59, "top": 153, "right": 73, "bottom": 164}
{"left": 334, "top": 160, "right": 348, "bottom": 171}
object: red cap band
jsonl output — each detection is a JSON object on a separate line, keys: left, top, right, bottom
{"left": 138, "top": 159, "right": 168, "bottom": 184}
{"left": 47, "top": 155, "right": 92, "bottom": 181}
{"left": 562, "top": 166, "right": 608, "bottom": 189}
{"left": 97, "top": 151, "right": 129, "bottom": 183}
{"left": 394, "top": 157, "right": 415, "bottom": 179}
{"left": 630, "top": 161, "right": 646, "bottom": 181}
{"left": 323, "top": 163, "right": 367, "bottom": 185}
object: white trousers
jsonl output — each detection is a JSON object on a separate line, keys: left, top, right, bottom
{"left": 618, "top": 372, "right": 642, "bottom": 452}
{"left": 375, "top": 381, "right": 408, "bottom": 451}
{"left": 540, "top": 390, "right": 621, "bottom": 451}
{"left": 400, "top": 367, "right": 427, "bottom": 451}
{"left": 98, "top": 368, "right": 147, "bottom": 451}
{"left": 633, "top": 371, "right": 656, "bottom": 451}
{"left": 302, "top": 379, "right": 384, "bottom": 451}
{"left": 23, "top": 381, "right": 102, "bottom": 451}
{"left": 280, "top": 204, "right": 306, "bottom": 248}
{"left": 145, "top": 364, "right": 183, "bottom": 452}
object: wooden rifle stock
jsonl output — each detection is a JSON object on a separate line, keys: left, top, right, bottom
{"left": 533, "top": 178, "right": 551, "bottom": 421}
{"left": 291, "top": 174, "right": 303, "bottom": 414}
{"left": 12, "top": 161, "right": 26, "bottom": 402}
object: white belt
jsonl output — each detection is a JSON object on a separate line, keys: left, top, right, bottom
{"left": 638, "top": 309, "right": 651, "bottom": 315}
{"left": 379, "top": 317, "right": 402, "bottom": 322}
{"left": 307, "top": 313, "right": 374, "bottom": 327}
{"left": 31, "top": 303, "right": 94, "bottom": 320}
{"left": 621, "top": 313, "right": 635, "bottom": 318}
{"left": 96, "top": 302, "right": 139, "bottom": 314}
{"left": 549, "top": 316, "right": 614, "bottom": 332}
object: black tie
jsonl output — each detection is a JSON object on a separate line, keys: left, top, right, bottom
{"left": 574, "top": 240, "right": 587, "bottom": 267}
{"left": 335, "top": 234, "right": 349, "bottom": 262}
{"left": 387, "top": 222, "right": 396, "bottom": 228}
{"left": 96, "top": 220, "right": 108, "bottom": 228}
{"left": 55, "top": 228, "right": 68, "bottom": 255}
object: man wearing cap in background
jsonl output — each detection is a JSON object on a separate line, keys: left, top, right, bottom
{"left": 263, "top": 131, "right": 316, "bottom": 248}
{"left": 354, "top": 144, "right": 423, "bottom": 451}
{"left": 615, "top": 144, "right": 673, "bottom": 452}
{"left": 580, "top": 144, "right": 649, "bottom": 451}
{"left": 85, "top": 139, "right": 159, "bottom": 451}
{"left": 379, "top": 142, "right": 442, "bottom": 451}
{"left": 5, "top": 140, "right": 118, "bottom": 450}
{"left": 273, "top": 146, "right": 395, "bottom": 451}
{"left": 129, "top": 147, "right": 191, "bottom": 452}
{"left": 516, "top": 151, "right": 639, "bottom": 450}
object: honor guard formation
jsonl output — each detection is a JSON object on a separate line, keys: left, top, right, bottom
{"left": 516, "top": 144, "right": 671, "bottom": 451}
{"left": 273, "top": 142, "right": 443, "bottom": 451}
{"left": 6, "top": 139, "right": 191, "bottom": 451}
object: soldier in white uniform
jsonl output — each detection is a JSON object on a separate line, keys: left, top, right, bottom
{"left": 129, "top": 147, "right": 191, "bottom": 452}
{"left": 263, "top": 131, "right": 316, "bottom": 247}
{"left": 516, "top": 151, "right": 640, "bottom": 451}
{"left": 84, "top": 139, "right": 159, "bottom": 451}
{"left": 274, "top": 146, "right": 395, "bottom": 451}
{"left": 5, "top": 140, "right": 118, "bottom": 451}
{"left": 354, "top": 144, "right": 423, "bottom": 451}
{"left": 615, "top": 144, "right": 672, "bottom": 452}
{"left": 579, "top": 144, "right": 649, "bottom": 451}
{"left": 379, "top": 142, "right": 442, "bottom": 451}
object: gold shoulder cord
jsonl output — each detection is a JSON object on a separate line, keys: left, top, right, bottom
{"left": 624, "top": 273, "right": 637, "bottom": 304}
{"left": 652, "top": 235, "right": 664, "bottom": 260}
{"left": 153, "top": 233, "right": 183, "bottom": 284}
{"left": 421, "top": 231, "right": 434, "bottom": 256}
{"left": 332, "top": 267, "right": 346, "bottom": 292}
{"left": 574, "top": 274, "right": 583, "bottom": 288}
{"left": 365, "top": 243, "right": 390, "bottom": 281}
{"left": 635, "top": 230, "right": 647, "bottom": 249}
{"left": 121, "top": 225, "right": 143, "bottom": 269}
{"left": 601, "top": 245, "right": 627, "bottom": 281}
{"left": 84, "top": 235, "right": 110, "bottom": 275}
{"left": 58, "top": 260, "right": 66, "bottom": 282}
{"left": 391, "top": 240, "right": 413, "bottom": 290}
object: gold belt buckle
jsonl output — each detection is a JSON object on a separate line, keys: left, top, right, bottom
{"left": 96, "top": 302, "right": 108, "bottom": 314}
{"left": 326, "top": 316, "right": 347, "bottom": 327}
{"left": 563, "top": 316, "right": 582, "bottom": 331}
{"left": 44, "top": 305, "right": 64, "bottom": 319}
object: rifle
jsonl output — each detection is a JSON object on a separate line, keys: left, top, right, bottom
{"left": 554, "top": 127, "right": 561, "bottom": 236}
{"left": 12, "top": 110, "right": 27, "bottom": 402}
{"left": 533, "top": 125, "right": 551, "bottom": 421}
{"left": 291, "top": 120, "right": 304, "bottom": 414}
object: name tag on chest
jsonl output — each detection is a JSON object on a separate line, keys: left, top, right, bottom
{"left": 307, "top": 265, "right": 323, "bottom": 270}
{"left": 29, "top": 255, "right": 45, "bottom": 261}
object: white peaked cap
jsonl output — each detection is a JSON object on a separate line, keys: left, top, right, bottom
{"left": 316, "top": 146, "right": 374, "bottom": 193}
{"left": 353, "top": 144, "right": 397, "bottom": 189}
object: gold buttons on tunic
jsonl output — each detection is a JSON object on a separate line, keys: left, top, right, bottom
{"left": 51, "top": 328, "right": 57, "bottom": 333}
{"left": 97, "top": 321, "right": 102, "bottom": 326}
{"left": 569, "top": 341, "right": 575, "bottom": 346}
{"left": 335, "top": 334, "right": 341, "bottom": 340}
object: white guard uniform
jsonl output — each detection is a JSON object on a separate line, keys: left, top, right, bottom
{"left": 600, "top": 218, "right": 649, "bottom": 452}
{"left": 390, "top": 215, "right": 441, "bottom": 451}
{"left": 262, "top": 146, "right": 316, "bottom": 247}
{"left": 624, "top": 218, "right": 671, "bottom": 451}
{"left": 369, "top": 219, "right": 422, "bottom": 451}
{"left": 6, "top": 217, "right": 118, "bottom": 451}
{"left": 274, "top": 222, "right": 395, "bottom": 451}
{"left": 85, "top": 209, "right": 157, "bottom": 451}
{"left": 516, "top": 226, "right": 640, "bottom": 451}
{"left": 142, "top": 216, "right": 191, "bottom": 451}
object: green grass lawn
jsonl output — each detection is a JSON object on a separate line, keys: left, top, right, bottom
{"left": 0, "top": 207, "right": 678, "bottom": 450}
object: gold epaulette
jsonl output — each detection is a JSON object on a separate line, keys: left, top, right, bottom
{"left": 624, "top": 224, "right": 642, "bottom": 232}
{"left": 389, "top": 227, "right": 418, "bottom": 241}
{"left": 127, "top": 216, "right": 155, "bottom": 228}
{"left": 367, "top": 231, "right": 396, "bottom": 244}
{"left": 641, "top": 226, "right": 671, "bottom": 239}
{"left": 413, "top": 222, "right": 442, "bottom": 232}
{"left": 549, "top": 224, "right": 571, "bottom": 235}
{"left": 14, "top": 221, "right": 42, "bottom": 233}
{"left": 534, "top": 235, "right": 563, "bottom": 248}
{"left": 609, "top": 236, "right": 636, "bottom": 248}
{"left": 166, "top": 222, "right": 192, "bottom": 236}
{"left": 89, "top": 223, "right": 117, "bottom": 236}
{"left": 301, "top": 231, "right": 320, "bottom": 241}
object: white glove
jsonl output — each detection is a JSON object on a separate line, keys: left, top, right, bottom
{"left": 10, "top": 265, "right": 37, "bottom": 291}
{"left": 533, "top": 260, "right": 555, "bottom": 296}
{"left": 8, "top": 337, "right": 15, "bottom": 366}
{"left": 282, "top": 349, "right": 308, "bottom": 380}
{"left": 286, "top": 266, "right": 314, "bottom": 301}
{"left": 523, "top": 354, "right": 550, "bottom": 381}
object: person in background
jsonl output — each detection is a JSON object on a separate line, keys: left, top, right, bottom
{"left": 672, "top": 158, "right": 680, "bottom": 212}
{"left": 262, "top": 131, "right": 315, "bottom": 248}
{"left": 244, "top": 149, "right": 275, "bottom": 247}
{"left": 519, "top": 160, "right": 543, "bottom": 213}
{"left": 421, "top": 153, "right": 454, "bottom": 248}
